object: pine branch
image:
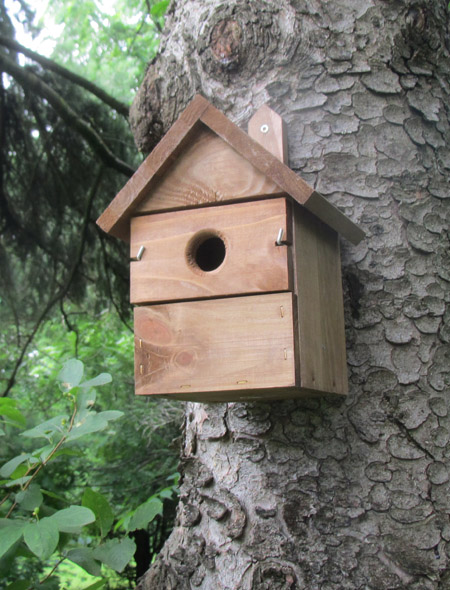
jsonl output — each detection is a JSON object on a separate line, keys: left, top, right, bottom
{"left": 1, "top": 168, "right": 104, "bottom": 397}
{"left": 0, "top": 52, "right": 135, "bottom": 177}
{"left": 0, "top": 34, "right": 130, "bottom": 117}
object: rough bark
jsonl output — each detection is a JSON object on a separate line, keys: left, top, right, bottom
{"left": 132, "top": 1, "right": 450, "bottom": 588}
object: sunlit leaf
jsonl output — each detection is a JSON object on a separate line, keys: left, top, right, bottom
{"left": 23, "top": 518, "right": 59, "bottom": 560}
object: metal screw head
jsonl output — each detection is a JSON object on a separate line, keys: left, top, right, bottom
{"left": 260, "top": 124, "right": 269, "bottom": 134}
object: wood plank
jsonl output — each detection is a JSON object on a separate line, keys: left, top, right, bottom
{"left": 292, "top": 206, "right": 348, "bottom": 395}
{"left": 248, "top": 104, "right": 288, "bottom": 163}
{"left": 134, "top": 126, "right": 282, "bottom": 214}
{"left": 96, "top": 94, "right": 211, "bottom": 240}
{"left": 130, "top": 198, "right": 291, "bottom": 304}
{"left": 134, "top": 293, "right": 297, "bottom": 396}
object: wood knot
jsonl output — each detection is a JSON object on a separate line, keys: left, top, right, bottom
{"left": 210, "top": 19, "right": 242, "bottom": 68}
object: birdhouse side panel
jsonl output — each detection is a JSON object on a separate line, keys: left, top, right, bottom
{"left": 130, "top": 198, "right": 292, "bottom": 304}
{"left": 134, "top": 293, "right": 297, "bottom": 397}
{"left": 292, "top": 207, "right": 348, "bottom": 395}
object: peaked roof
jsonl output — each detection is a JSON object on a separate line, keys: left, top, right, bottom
{"left": 97, "top": 95, "right": 364, "bottom": 245}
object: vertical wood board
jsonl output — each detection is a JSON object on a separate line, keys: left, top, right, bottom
{"left": 130, "top": 198, "right": 292, "bottom": 304}
{"left": 292, "top": 207, "right": 348, "bottom": 395}
{"left": 134, "top": 126, "right": 282, "bottom": 215}
{"left": 134, "top": 293, "right": 296, "bottom": 396}
{"left": 248, "top": 104, "right": 288, "bottom": 164}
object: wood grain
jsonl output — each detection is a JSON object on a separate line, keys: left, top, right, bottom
{"left": 134, "top": 292, "right": 296, "bottom": 397}
{"left": 248, "top": 104, "right": 288, "bottom": 163}
{"left": 130, "top": 198, "right": 291, "bottom": 304}
{"left": 134, "top": 126, "right": 282, "bottom": 214}
{"left": 292, "top": 206, "right": 348, "bottom": 395}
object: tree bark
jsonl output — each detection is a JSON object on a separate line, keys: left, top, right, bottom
{"left": 131, "top": 1, "right": 450, "bottom": 588}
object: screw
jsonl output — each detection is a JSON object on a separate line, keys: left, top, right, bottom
{"left": 260, "top": 124, "right": 269, "bottom": 134}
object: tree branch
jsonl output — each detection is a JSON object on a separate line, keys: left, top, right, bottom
{"left": 0, "top": 52, "right": 135, "bottom": 177}
{"left": 0, "top": 35, "right": 130, "bottom": 118}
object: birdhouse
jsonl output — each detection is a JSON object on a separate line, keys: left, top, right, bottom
{"left": 97, "top": 95, "right": 364, "bottom": 402}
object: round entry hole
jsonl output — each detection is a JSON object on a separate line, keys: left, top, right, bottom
{"left": 187, "top": 232, "right": 226, "bottom": 272}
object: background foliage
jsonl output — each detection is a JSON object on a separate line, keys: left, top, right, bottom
{"left": 0, "top": 0, "right": 181, "bottom": 587}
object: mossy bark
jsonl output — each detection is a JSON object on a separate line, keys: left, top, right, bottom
{"left": 132, "top": 1, "right": 450, "bottom": 588}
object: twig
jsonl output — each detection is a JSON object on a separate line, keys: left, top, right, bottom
{"left": 6, "top": 402, "right": 78, "bottom": 518}
{"left": 39, "top": 556, "right": 67, "bottom": 584}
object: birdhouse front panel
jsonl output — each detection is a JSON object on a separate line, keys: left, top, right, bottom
{"left": 130, "top": 198, "right": 292, "bottom": 304}
{"left": 134, "top": 292, "right": 297, "bottom": 401}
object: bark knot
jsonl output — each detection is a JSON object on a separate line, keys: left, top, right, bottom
{"left": 210, "top": 19, "right": 242, "bottom": 67}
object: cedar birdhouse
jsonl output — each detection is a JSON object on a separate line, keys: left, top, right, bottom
{"left": 97, "top": 95, "right": 364, "bottom": 402}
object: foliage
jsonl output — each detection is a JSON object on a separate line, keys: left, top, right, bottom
{"left": 44, "top": 0, "right": 169, "bottom": 102}
{"left": 0, "top": 359, "right": 180, "bottom": 588}
{"left": 0, "top": 1, "right": 180, "bottom": 586}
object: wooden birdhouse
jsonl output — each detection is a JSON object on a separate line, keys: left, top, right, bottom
{"left": 97, "top": 95, "right": 364, "bottom": 402}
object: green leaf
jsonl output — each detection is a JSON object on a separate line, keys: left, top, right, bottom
{"left": 126, "top": 497, "right": 163, "bottom": 532}
{"left": 0, "top": 404, "right": 26, "bottom": 428}
{"left": 0, "top": 427, "right": 5, "bottom": 436}
{"left": 67, "top": 547, "right": 102, "bottom": 577}
{"left": 151, "top": 0, "right": 170, "bottom": 18}
{"left": 6, "top": 579, "right": 34, "bottom": 590}
{"left": 80, "top": 373, "right": 112, "bottom": 389}
{"left": 4, "top": 475, "right": 32, "bottom": 488}
{"left": 81, "top": 580, "right": 106, "bottom": 590}
{"left": 49, "top": 505, "right": 95, "bottom": 533}
{"left": 0, "top": 520, "right": 26, "bottom": 560}
{"left": 0, "top": 454, "right": 31, "bottom": 478}
{"left": 93, "top": 537, "right": 136, "bottom": 572}
{"left": 67, "top": 411, "right": 123, "bottom": 442}
{"left": 16, "top": 484, "right": 43, "bottom": 511}
{"left": 41, "top": 488, "right": 70, "bottom": 504}
{"left": 82, "top": 488, "right": 114, "bottom": 538}
{"left": 21, "top": 415, "right": 68, "bottom": 440}
{"left": 58, "top": 359, "right": 84, "bottom": 389}
{"left": 23, "top": 518, "right": 59, "bottom": 560}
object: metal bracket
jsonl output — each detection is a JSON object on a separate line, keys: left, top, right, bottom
{"left": 131, "top": 245, "right": 145, "bottom": 261}
{"left": 275, "top": 228, "right": 290, "bottom": 246}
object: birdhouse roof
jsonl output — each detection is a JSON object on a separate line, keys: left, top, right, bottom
{"left": 97, "top": 94, "right": 364, "bottom": 245}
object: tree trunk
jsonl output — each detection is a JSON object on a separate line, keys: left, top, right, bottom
{"left": 131, "top": 1, "right": 450, "bottom": 588}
